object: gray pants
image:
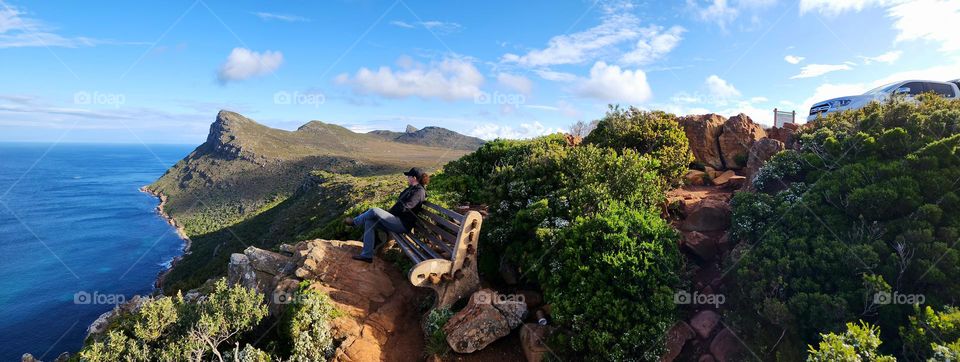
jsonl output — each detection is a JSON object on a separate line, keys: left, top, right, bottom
{"left": 352, "top": 207, "right": 406, "bottom": 258}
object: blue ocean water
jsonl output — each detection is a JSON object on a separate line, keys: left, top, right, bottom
{"left": 0, "top": 143, "right": 193, "bottom": 360}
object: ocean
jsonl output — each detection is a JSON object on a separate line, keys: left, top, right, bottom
{"left": 0, "top": 143, "right": 193, "bottom": 360}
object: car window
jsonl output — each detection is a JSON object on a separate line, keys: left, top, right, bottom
{"left": 900, "top": 82, "right": 926, "bottom": 96}
{"left": 926, "top": 82, "right": 957, "bottom": 98}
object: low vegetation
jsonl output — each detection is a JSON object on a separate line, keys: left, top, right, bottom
{"left": 728, "top": 95, "right": 960, "bottom": 359}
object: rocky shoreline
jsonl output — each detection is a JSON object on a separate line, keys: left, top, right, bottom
{"left": 139, "top": 186, "right": 191, "bottom": 290}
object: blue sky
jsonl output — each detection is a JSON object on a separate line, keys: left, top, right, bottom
{"left": 0, "top": 0, "right": 958, "bottom": 144}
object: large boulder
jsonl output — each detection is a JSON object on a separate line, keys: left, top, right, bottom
{"left": 679, "top": 114, "right": 726, "bottom": 170}
{"left": 710, "top": 328, "right": 745, "bottom": 362}
{"left": 744, "top": 138, "right": 785, "bottom": 186}
{"left": 689, "top": 310, "right": 720, "bottom": 339}
{"left": 681, "top": 199, "right": 732, "bottom": 232}
{"left": 521, "top": 323, "right": 553, "bottom": 362}
{"left": 718, "top": 114, "right": 766, "bottom": 169}
{"left": 682, "top": 231, "right": 718, "bottom": 261}
{"left": 661, "top": 321, "right": 695, "bottom": 362}
{"left": 444, "top": 289, "right": 528, "bottom": 353}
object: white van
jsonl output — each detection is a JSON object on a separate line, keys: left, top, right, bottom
{"left": 807, "top": 80, "right": 959, "bottom": 122}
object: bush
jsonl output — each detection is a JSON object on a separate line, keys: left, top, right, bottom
{"left": 78, "top": 279, "right": 270, "bottom": 362}
{"left": 807, "top": 321, "right": 895, "bottom": 362}
{"left": 539, "top": 201, "right": 680, "bottom": 361}
{"left": 730, "top": 95, "right": 960, "bottom": 358}
{"left": 424, "top": 307, "right": 454, "bottom": 357}
{"left": 286, "top": 282, "right": 340, "bottom": 362}
{"left": 901, "top": 305, "right": 960, "bottom": 360}
{"left": 584, "top": 105, "right": 693, "bottom": 186}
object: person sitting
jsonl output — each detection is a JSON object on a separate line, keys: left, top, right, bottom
{"left": 344, "top": 167, "right": 428, "bottom": 263}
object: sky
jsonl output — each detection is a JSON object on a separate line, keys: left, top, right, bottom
{"left": 0, "top": 0, "right": 958, "bottom": 144}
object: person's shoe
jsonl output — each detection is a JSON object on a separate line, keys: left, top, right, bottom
{"left": 344, "top": 217, "right": 355, "bottom": 226}
{"left": 352, "top": 255, "right": 373, "bottom": 263}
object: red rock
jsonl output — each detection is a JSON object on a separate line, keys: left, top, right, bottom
{"left": 717, "top": 232, "right": 731, "bottom": 252}
{"left": 710, "top": 328, "right": 745, "bottom": 362}
{"left": 682, "top": 231, "right": 718, "bottom": 261}
{"left": 661, "top": 321, "right": 695, "bottom": 362}
{"left": 690, "top": 310, "right": 720, "bottom": 339}
{"left": 444, "top": 289, "right": 527, "bottom": 353}
{"left": 699, "top": 354, "right": 716, "bottom": 362}
{"left": 719, "top": 114, "right": 766, "bottom": 169}
{"left": 685, "top": 170, "right": 707, "bottom": 186}
{"left": 681, "top": 199, "right": 732, "bottom": 232}
{"left": 680, "top": 114, "right": 726, "bottom": 170}
{"left": 711, "top": 170, "right": 736, "bottom": 186}
{"left": 744, "top": 138, "right": 785, "bottom": 186}
{"left": 724, "top": 176, "right": 747, "bottom": 190}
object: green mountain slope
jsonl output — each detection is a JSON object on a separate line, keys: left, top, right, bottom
{"left": 368, "top": 124, "right": 486, "bottom": 151}
{"left": 147, "top": 110, "right": 479, "bottom": 291}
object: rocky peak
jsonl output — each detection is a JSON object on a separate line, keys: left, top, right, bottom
{"left": 405, "top": 124, "right": 418, "bottom": 133}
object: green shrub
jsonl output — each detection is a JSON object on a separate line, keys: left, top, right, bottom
{"left": 539, "top": 201, "right": 680, "bottom": 361}
{"left": 78, "top": 279, "right": 270, "bottom": 362}
{"left": 286, "top": 283, "right": 340, "bottom": 362}
{"left": 730, "top": 95, "right": 960, "bottom": 358}
{"left": 424, "top": 307, "right": 454, "bottom": 357}
{"left": 807, "top": 321, "right": 895, "bottom": 362}
{"left": 901, "top": 305, "right": 960, "bottom": 360}
{"left": 584, "top": 105, "right": 693, "bottom": 185}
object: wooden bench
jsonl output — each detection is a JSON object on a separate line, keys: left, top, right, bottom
{"left": 382, "top": 201, "right": 483, "bottom": 308}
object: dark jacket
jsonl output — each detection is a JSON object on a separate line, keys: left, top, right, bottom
{"left": 388, "top": 184, "right": 426, "bottom": 231}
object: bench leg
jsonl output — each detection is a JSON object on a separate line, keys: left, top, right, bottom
{"left": 431, "top": 258, "right": 480, "bottom": 309}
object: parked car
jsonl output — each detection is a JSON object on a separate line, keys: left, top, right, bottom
{"left": 807, "top": 80, "right": 959, "bottom": 122}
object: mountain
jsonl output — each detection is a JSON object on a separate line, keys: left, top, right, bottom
{"left": 368, "top": 124, "right": 486, "bottom": 151}
{"left": 145, "top": 110, "right": 481, "bottom": 291}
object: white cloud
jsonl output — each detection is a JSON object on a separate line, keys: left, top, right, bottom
{"left": 0, "top": 4, "right": 137, "bottom": 48}
{"left": 790, "top": 63, "right": 853, "bottom": 79}
{"left": 534, "top": 69, "right": 577, "bottom": 82}
{"left": 860, "top": 50, "right": 902, "bottom": 64}
{"left": 889, "top": 0, "right": 960, "bottom": 53}
{"left": 336, "top": 57, "right": 484, "bottom": 100}
{"left": 216, "top": 48, "right": 283, "bottom": 84}
{"left": 621, "top": 25, "right": 686, "bottom": 65}
{"left": 689, "top": 0, "right": 739, "bottom": 30}
{"left": 575, "top": 61, "right": 652, "bottom": 104}
{"left": 390, "top": 20, "right": 462, "bottom": 34}
{"left": 502, "top": 13, "right": 640, "bottom": 66}
{"left": 784, "top": 55, "right": 805, "bottom": 64}
{"left": 705, "top": 75, "right": 741, "bottom": 99}
{"left": 251, "top": 12, "right": 309, "bottom": 22}
{"left": 799, "top": 0, "right": 893, "bottom": 16}
{"left": 497, "top": 73, "right": 532, "bottom": 94}
{"left": 469, "top": 121, "right": 563, "bottom": 140}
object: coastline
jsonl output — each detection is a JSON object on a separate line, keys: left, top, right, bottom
{"left": 139, "top": 186, "right": 191, "bottom": 290}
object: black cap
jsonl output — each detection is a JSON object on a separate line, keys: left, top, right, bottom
{"left": 403, "top": 167, "right": 424, "bottom": 178}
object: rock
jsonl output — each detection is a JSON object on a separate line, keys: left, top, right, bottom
{"left": 718, "top": 114, "right": 766, "bottom": 169}
{"left": 766, "top": 126, "right": 795, "bottom": 146}
{"left": 744, "top": 138, "right": 785, "bottom": 185}
{"left": 724, "top": 176, "right": 746, "bottom": 189}
{"left": 661, "top": 321, "right": 695, "bottom": 362}
{"left": 681, "top": 199, "right": 732, "bottom": 232}
{"left": 710, "top": 170, "right": 736, "bottom": 186}
{"left": 680, "top": 114, "right": 726, "bottom": 170}
{"left": 690, "top": 310, "right": 720, "bottom": 339}
{"left": 682, "top": 231, "right": 718, "bottom": 261}
{"left": 521, "top": 323, "right": 553, "bottom": 362}
{"left": 517, "top": 290, "right": 544, "bottom": 310}
{"left": 685, "top": 170, "right": 707, "bottom": 186}
{"left": 699, "top": 354, "right": 716, "bottom": 362}
{"left": 21, "top": 354, "right": 38, "bottom": 362}
{"left": 444, "top": 289, "right": 528, "bottom": 353}
{"left": 710, "top": 328, "right": 745, "bottom": 362}
{"left": 717, "top": 232, "right": 731, "bottom": 252}
{"left": 86, "top": 295, "right": 149, "bottom": 339}
{"left": 499, "top": 258, "right": 519, "bottom": 285}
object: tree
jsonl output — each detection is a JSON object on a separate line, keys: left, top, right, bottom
{"left": 807, "top": 321, "right": 895, "bottom": 362}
